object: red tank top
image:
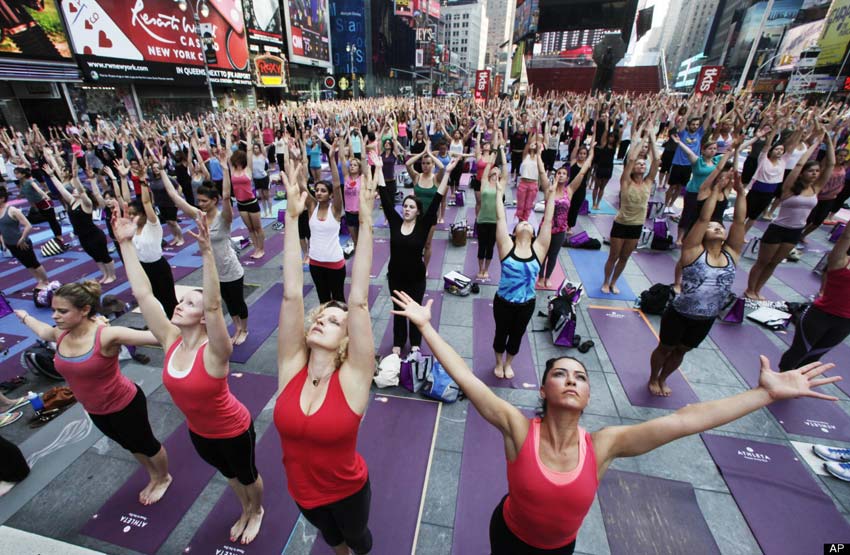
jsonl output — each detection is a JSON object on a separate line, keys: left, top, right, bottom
{"left": 503, "top": 420, "right": 598, "bottom": 549}
{"left": 815, "top": 266, "right": 850, "bottom": 318}
{"left": 273, "top": 366, "right": 367, "bottom": 509}
{"left": 162, "top": 339, "right": 250, "bottom": 439}
{"left": 231, "top": 173, "right": 255, "bottom": 202}
{"left": 55, "top": 326, "right": 136, "bottom": 415}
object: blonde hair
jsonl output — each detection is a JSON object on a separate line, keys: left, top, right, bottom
{"left": 304, "top": 301, "right": 350, "bottom": 368}
{"left": 55, "top": 280, "right": 102, "bottom": 318}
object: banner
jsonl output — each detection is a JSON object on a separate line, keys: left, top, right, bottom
{"left": 513, "top": 0, "right": 540, "bottom": 43}
{"left": 787, "top": 72, "right": 837, "bottom": 92}
{"left": 818, "top": 0, "right": 850, "bottom": 66}
{"left": 242, "top": 0, "right": 284, "bottom": 49}
{"left": 474, "top": 69, "right": 490, "bottom": 100}
{"left": 282, "top": 0, "right": 332, "bottom": 68}
{"left": 696, "top": 66, "right": 722, "bottom": 94}
{"left": 775, "top": 19, "right": 825, "bottom": 71}
{"left": 60, "top": 0, "right": 251, "bottom": 85}
{"left": 330, "top": 0, "right": 366, "bottom": 75}
{"left": 0, "top": 0, "right": 73, "bottom": 61}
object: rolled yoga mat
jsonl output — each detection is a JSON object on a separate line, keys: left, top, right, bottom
{"left": 702, "top": 433, "right": 850, "bottom": 554}
{"left": 588, "top": 306, "right": 699, "bottom": 410}
{"left": 379, "top": 290, "right": 444, "bottom": 356}
{"left": 567, "top": 249, "right": 636, "bottom": 301}
{"left": 709, "top": 323, "right": 850, "bottom": 442}
{"left": 597, "top": 469, "right": 720, "bottom": 555}
{"left": 772, "top": 265, "right": 823, "bottom": 299}
{"left": 427, "top": 238, "right": 448, "bottom": 278}
{"left": 311, "top": 394, "right": 439, "bottom": 554}
{"left": 81, "top": 371, "right": 278, "bottom": 554}
{"left": 472, "top": 297, "right": 538, "bottom": 389}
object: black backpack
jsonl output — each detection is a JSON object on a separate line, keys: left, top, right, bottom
{"left": 21, "top": 340, "right": 63, "bottom": 381}
{"left": 639, "top": 284, "right": 675, "bottom": 315}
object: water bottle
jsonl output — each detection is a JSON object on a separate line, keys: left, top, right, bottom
{"left": 27, "top": 391, "right": 44, "bottom": 412}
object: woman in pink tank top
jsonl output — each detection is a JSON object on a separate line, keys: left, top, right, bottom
{"left": 391, "top": 293, "right": 841, "bottom": 554}
{"left": 113, "top": 206, "right": 265, "bottom": 545}
{"left": 14, "top": 281, "right": 170, "bottom": 507}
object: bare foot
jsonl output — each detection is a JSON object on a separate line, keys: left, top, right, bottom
{"left": 250, "top": 250, "right": 264, "bottom": 259}
{"left": 592, "top": 204, "right": 600, "bottom": 210}
{"left": 482, "top": 272, "right": 489, "bottom": 280}
{"left": 144, "top": 474, "right": 172, "bottom": 505}
{"left": 438, "top": 218, "right": 445, "bottom": 224}
{"left": 743, "top": 290, "right": 759, "bottom": 301}
{"left": 544, "top": 279, "right": 552, "bottom": 289}
{"left": 601, "top": 284, "right": 611, "bottom": 294}
{"left": 0, "top": 481, "right": 16, "bottom": 497}
{"left": 174, "top": 239, "right": 184, "bottom": 247}
{"left": 504, "top": 365, "right": 515, "bottom": 379}
{"left": 392, "top": 346, "right": 401, "bottom": 356}
{"left": 659, "top": 380, "right": 672, "bottom": 397}
{"left": 536, "top": 278, "right": 544, "bottom": 288}
{"left": 494, "top": 364, "right": 505, "bottom": 379}
{"left": 168, "top": 239, "right": 179, "bottom": 246}
{"left": 610, "top": 284, "right": 620, "bottom": 295}
{"left": 230, "top": 513, "right": 249, "bottom": 543}
{"left": 96, "top": 276, "right": 106, "bottom": 284}
{"left": 673, "top": 284, "right": 682, "bottom": 295}
{"left": 648, "top": 380, "right": 664, "bottom": 396}
{"left": 233, "top": 330, "right": 249, "bottom": 346}
{"left": 240, "top": 507, "right": 265, "bottom": 545}
{"left": 102, "top": 276, "right": 116, "bottom": 285}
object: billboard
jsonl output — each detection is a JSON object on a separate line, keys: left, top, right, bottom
{"left": 474, "top": 69, "right": 490, "bottom": 100}
{"left": 395, "top": 0, "right": 414, "bottom": 19}
{"left": 60, "top": 0, "right": 251, "bottom": 85}
{"left": 330, "top": 0, "right": 366, "bottom": 75}
{"left": 696, "top": 66, "right": 722, "bottom": 94}
{"left": 775, "top": 19, "right": 825, "bottom": 71}
{"left": 513, "top": 0, "right": 540, "bottom": 43}
{"left": 243, "top": 0, "right": 284, "bottom": 49}
{"left": 0, "top": 0, "right": 73, "bottom": 61}
{"left": 787, "top": 72, "right": 837, "bottom": 92}
{"left": 728, "top": 0, "right": 803, "bottom": 67}
{"left": 282, "top": 0, "right": 333, "bottom": 68}
{"left": 818, "top": 0, "right": 850, "bottom": 66}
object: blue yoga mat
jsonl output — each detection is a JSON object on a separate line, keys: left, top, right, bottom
{"left": 589, "top": 198, "right": 617, "bottom": 215}
{"left": 567, "top": 249, "right": 636, "bottom": 301}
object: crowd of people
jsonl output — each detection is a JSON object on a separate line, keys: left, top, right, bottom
{"left": 0, "top": 89, "right": 849, "bottom": 553}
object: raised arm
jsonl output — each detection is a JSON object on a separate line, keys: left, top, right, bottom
{"left": 160, "top": 167, "right": 200, "bottom": 218}
{"left": 193, "top": 215, "right": 233, "bottom": 375}
{"left": 494, "top": 149, "right": 513, "bottom": 259}
{"left": 14, "top": 309, "right": 60, "bottom": 342}
{"left": 726, "top": 170, "right": 748, "bottom": 255}
{"left": 814, "top": 132, "right": 835, "bottom": 194}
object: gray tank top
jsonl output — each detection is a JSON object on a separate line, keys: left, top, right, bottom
{"left": 773, "top": 193, "right": 818, "bottom": 229}
{"left": 0, "top": 207, "right": 22, "bottom": 244}
{"left": 209, "top": 212, "right": 243, "bottom": 283}
{"left": 671, "top": 249, "right": 736, "bottom": 319}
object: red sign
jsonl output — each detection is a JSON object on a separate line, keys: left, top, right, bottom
{"left": 324, "top": 76, "right": 336, "bottom": 89}
{"left": 254, "top": 54, "right": 286, "bottom": 87}
{"left": 474, "top": 69, "right": 490, "bottom": 100}
{"left": 696, "top": 65, "right": 722, "bottom": 94}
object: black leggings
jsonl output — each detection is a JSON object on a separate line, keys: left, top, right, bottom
{"left": 493, "top": 294, "right": 535, "bottom": 356}
{"left": 298, "top": 478, "right": 372, "bottom": 554}
{"left": 189, "top": 421, "right": 258, "bottom": 485}
{"left": 567, "top": 185, "right": 586, "bottom": 229}
{"left": 540, "top": 231, "right": 566, "bottom": 279}
{"left": 89, "top": 385, "right": 162, "bottom": 457}
{"left": 388, "top": 274, "right": 426, "bottom": 349}
{"left": 489, "top": 495, "right": 576, "bottom": 555}
{"left": 779, "top": 305, "right": 850, "bottom": 371}
{"left": 310, "top": 264, "right": 346, "bottom": 303}
{"left": 477, "top": 222, "right": 497, "bottom": 261}
{"left": 0, "top": 435, "right": 30, "bottom": 483}
{"left": 141, "top": 257, "right": 178, "bottom": 319}
{"left": 30, "top": 205, "right": 63, "bottom": 238}
{"left": 220, "top": 276, "right": 248, "bottom": 320}
{"left": 617, "top": 139, "right": 631, "bottom": 161}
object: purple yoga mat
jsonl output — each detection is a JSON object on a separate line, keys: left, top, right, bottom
{"left": 311, "top": 395, "right": 439, "bottom": 554}
{"left": 8, "top": 260, "right": 98, "bottom": 298}
{"left": 598, "top": 470, "right": 719, "bottom": 555}
{"left": 0, "top": 332, "right": 28, "bottom": 353}
{"left": 709, "top": 323, "right": 850, "bottom": 441}
{"left": 772, "top": 265, "right": 822, "bottom": 298}
{"left": 240, "top": 231, "right": 285, "bottom": 267}
{"left": 702, "top": 433, "right": 850, "bottom": 554}
{"left": 184, "top": 422, "right": 300, "bottom": 555}
{"left": 472, "top": 297, "right": 538, "bottom": 389}
{"left": 435, "top": 205, "right": 459, "bottom": 231}
{"left": 342, "top": 283, "right": 381, "bottom": 309}
{"left": 380, "top": 290, "right": 443, "bottom": 356}
{"left": 462, "top": 238, "right": 501, "bottom": 284}
{"left": 427, "top": 238, "right": 448, "bottom": 277}
{"left": 81, "top": 372, "right": 278, "bottom": 554}
{"left": 346, "top": 238, "right": 390, "bottom": 278}
{"left": 0, "top": 255, "right": 74, "bottom": 290}
{"left": 0, "top": 355, "right": 29, "bottom": 382}
{"left": 588, "top": 307, "right": 698, "bottom": 409}
{"left": 229, "top": 283, "right": 311, "bottom": 364}
{"left": 114, "top": 265, "right": 196, "bottom": 305}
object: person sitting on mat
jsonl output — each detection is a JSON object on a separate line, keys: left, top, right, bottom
{"left": 14, "top": 282, "right": 171, "bottom": 506}
{"left": 779, "top": 220, "right": 850, "bottom": 373}
{"left": 115, "top": 208, "right": 265, "bottom": 545}
{"left": 390, "top": 289, "right": 840, "bottom": 555}
{"left": 648, "top": 173, "right": 748, "bottom": 396}
{"left": 491, "top": 142, "right": 556, "bottom": 380}
{"left": 745, "top": 127, "right": 834, "bottom": 301}
{"left": 601, "top": 128, "right": 657, "bottom": 295}
{"left": 275, "top": 154, "right": 377, "bottom": 555}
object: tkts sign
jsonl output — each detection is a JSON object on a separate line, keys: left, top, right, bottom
{"left": 474, "top": 69, "right": 490, "bottom": 100}
{"left": 696, "top": 66, "right": 722, "bottom": 94}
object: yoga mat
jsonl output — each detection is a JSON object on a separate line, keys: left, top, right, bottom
{"left": 0, "top": 332, "right": 28, "bottom": 354}
{"left": 184, "top": 423, "right": 301, "bottom": 555}
{"left": 772, "top": 265, "right": 822, "bottom": 299}
{"left": 597, "top": 470, "right": 719, "bottom": 555}
{"left": 115, "top": 266, "right": 196, "bottom": 305}
{"left": 240, "top": 231, "right": 285, "bottom": 266}
{"left": 472, "top": 297, "right": 537, "bottom": 389}
{"left": 702, "top": 433, "right": 850, "bottom": 554}
{"left": 8, "top": 261, "right": 98, "bottom": 298}
{"left": 0, "top": 255, "right": 75, "bottom": 290}
{"left": 589, "top": 198, "right": 618, "bottom": 215}
{"left": 342, "top": 283, "right": 382, "bottom": 309}
{"left": 435, "top": 205, "right": 460, "bottom": 231}
{"left": 462, "top": 238, "right": 501, "bottom": 284}
{"left": 568, "top": 249, "right": 636, "bottom": 301}
{"left": 311, "top": 395, "right": 439, "bottom": 554}
{"left": 775, "top": 328, "right": 850, "bottom": 398}
{"left": 631, "top": 251, "right": 678, "bottom": 285}
{"left": 710, "top": 323, "right": 850, "bottom": 441}
{"left": 375, "top": 205, "right": 402, "bottom": 228}
{"left": 81, "top": 372, "right": 277, "bottom": 554}
{"left": 0, "top": 355, "right": 29, "bottom": 382}
{"left": 588, "top": 306, "right": 698, "bottom": 409}
{"left": 535, "top": 259, "right": 567, "bottom": 290}
{"left": 379, "top": 290, "right": 443, "bottom": 356}
{"left": 427, "top": 238, "right": 448, "bottom": 277}
{"left": 346, "top": 238, "right": 391, "bottom": 278}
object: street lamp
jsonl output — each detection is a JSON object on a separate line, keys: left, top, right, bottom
{"left": 175, "top": 0, "right": 217, "bottom": 110}
{"left": 346, "top": 43, "right": 357, "bottom": 98}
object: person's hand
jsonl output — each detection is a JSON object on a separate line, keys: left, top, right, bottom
{"left": 111, "top": 201, "right": 136, "bottom": 243}
{"left": 284, "top": 160, "right": 307, "bottom": 218}
{"left": 188, "top": 214, "right": 211, "bottom": 252}
{"left": 390, "top": 290, "right": 433, "bottom": 328}
{"left": 758, "top": 356, "right": 840, "bottom": 401}
{"left": 103, "top": 166, "right": 116, "bottom": 180}
{"left": 358, "top": 176, "right": 377, "bottom": 225}
{"left": 17, "top": 237, "right": 29, "bottom": 250}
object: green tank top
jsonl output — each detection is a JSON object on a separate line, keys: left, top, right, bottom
{"left": 477, "top": 187, "right": 498, "bottom": 224}
{"left": 414, "top": 182, "right": 438, "bottom": 213}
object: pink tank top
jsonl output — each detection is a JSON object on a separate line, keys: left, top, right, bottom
{"left": 54, "top": 326, "right": 136, "bottom": 415}
{"left": 162, "top": 338, "right": 251, "bottom": 439}
{"left": 344, "top": 175, "right": 361, "bottom": 213}
{"left": 231, "top": 173, "right": 255, "bottom": 202}
{"left": 503, "top": 420, "right": 598, "bottom": 549}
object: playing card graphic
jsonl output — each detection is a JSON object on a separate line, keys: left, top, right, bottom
{"left": 61, "top": 0, "right": 144, "bottom": 59}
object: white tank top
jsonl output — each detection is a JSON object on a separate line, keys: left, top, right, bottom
{"left": 308, "top": 205, "right": 344, "bottom": 263}
{"left": 519, "top": 156, "right": 539, "bottom": 181}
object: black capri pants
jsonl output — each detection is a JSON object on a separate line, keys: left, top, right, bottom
{"left": 388, "top": 274, "right": 426, "bottom": 349}
{"left": 493, "top": 294, "right": 536, "bottom": 356}
{"left": 540, "top": 231, "right": 566, "bottom": 279}
{"left": 189, "top": 420, "right": 258, "bottom": 485}
{"left": 566, "top": 184, "right": 587, "bottom": 229}
{"left": 298, "top": 477, "right": 372, "bottom": 554}
{"left": 140, "top": 256, "right": 178, "bottom": 319}
{"left": 489, "top": 495, "right": 576, "bottom": 555}
{"left": 7, "top": 241, "right": 41, "bottom": 269}
{"left": 309, "top": 263, "right": 346, "bottom": 304}
{"left": 220, "top": 276, "right": 248, "bottom": 319}
{"left": 477, "top": 222, "right": 497, "bottom": 261}
{"left": 89, "top": 385, "right": 162, "bottom": 457}
{"left": 779, "top": 305, "right": 850, "bottom": 371}
{"left": 80, "top": 231, "right": 113, "bottom": 264}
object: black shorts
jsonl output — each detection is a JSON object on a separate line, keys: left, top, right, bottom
{"left": 610, "top": 221, "right": 643, "bottom": 240}
{"left": 297, "top": 477, "right": 373, "bottom": 554}
{"left": 761, "top": 223, "right": 803, "bottom": 245}
{"left": 470, "top": 177, "right": 482, "bottom": 192}
{"left": 489, "top": 495, "right": 576, "bottom": 555}
{"left": 158, "top": 205, "right": 178, "bottom": 222}
{"left": 806, "top": 199, "right": 834, "bottom": 228}
{"left": 660, "top": 150, "right": 675, "bottom": 174}
{"left": 7, "top": 241, "right": 40, "bottom": 269}
{"left": 594, "top": 165, "right": 614, "bottom": 181}
{"left": 659, "top": 306, "right": 715, "bottom": 350}
{"left": 745, "top": 190, "right": 775, "bottom": 220}
{"left": 89, "top": 385, "right": 162, "bottom": 458}
{"left": 668, "top": 164, "right": 692, "bottom": 187}
{"left": 298, "top": 209, "right": 311, "bottom": 240}
{"left": 511, "top": 151, "right": 523, "bottom": 173}
{"left": 220, "top": 276, "right": 248, "bottom": 319}
{"left": 189, "top": 420, "right": 258, "bottom": 485}
{"left": 253, "top": 176, "right": 270, "bottom": 190}
{"left": 237, "top": 198, "right": 260, "bottom": 214}
{"left": 345, "top": 211, "right": 360, "bottom": 228}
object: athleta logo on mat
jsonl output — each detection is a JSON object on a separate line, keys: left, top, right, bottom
{"left": 805, "top": 419, "right": 836, "bottom": 433}
{"left": 119, "top": 512, "right": 148, "bottom": 531}
{"left": 604, "top": 312, "right": 624, "bottom": 319}
{"left": 737, "top": 446, "right": 771, "bottom": 463}
{"left": 211, "top": 545, "right": 247, "bottom": 554}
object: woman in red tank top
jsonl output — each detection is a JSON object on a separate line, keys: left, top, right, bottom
{"left": 113, "top": 206, "right": 265, "bottom": 545}
{"left": 391, "top": 292, "right": 841, "bottom": 554}
{"left": 14, "top": 281, "right": 170, "bottom": 506}
{"left": 275, "top": 154, "right": 377, "bottom": 555}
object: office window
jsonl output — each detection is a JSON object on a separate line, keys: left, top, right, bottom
{"left": 462, "top": 22, "right": 468, "bottom": 28}
{"left": 463, "top": 14, "right": 469, "bottom": 19}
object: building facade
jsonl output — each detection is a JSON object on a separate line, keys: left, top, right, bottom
{"left": 485, "top": 0, "right": 515, "bottom": 93}
{"left": 441, "top": 0, "right": 489, "bottom": 91}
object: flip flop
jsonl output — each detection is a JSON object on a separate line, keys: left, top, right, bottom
{"left": 5, "top": 397, "right": 29, "bottom": 413}
{"left": 0, "top": 375, "right": 27, "bottom": 393}
{"left": 0, "top": 411, "right": 23, "bottom": 428}
{"left": 578, "top": 340, "right": 595, "bottom": 354}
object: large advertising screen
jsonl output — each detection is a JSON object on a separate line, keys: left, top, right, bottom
{"left": 60, "top": 0, "right": 251, "bottom": 85}
{"left": 0, "top": 0, "right": 73, "bottom": 61}
{"left": 330, "top": 0, "right": 366, "bottom": 74}
{"left": 282, "top": 0, "right": 333, "bottom": 69}
{"left": 775, "top": 19, "right": 825, "bottom": 71}
{"left": 513, "top": 0, "right": 540, "bottom": 43}
{"left": 243, "top": 0, "right": 284, "bottom": 49}
{"left": 728, "top": 0, "right": 803, "bottom": 68}
{"left": 818, "top": 0, "right": 850, "bottom": 66}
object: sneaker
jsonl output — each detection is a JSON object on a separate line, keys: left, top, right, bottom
{"left": 786, "top": 248, "right": 801, "bottom": 262}
{"left": 813, "top": 445, "right": 850, "bottom": 462}
{"left": 825, "top": 461, "right": 850, "bottom": 482}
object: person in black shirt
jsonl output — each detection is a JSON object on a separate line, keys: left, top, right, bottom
{"left": 591, "top": 116, "right": 617, "bottom": 211}
{"left": 173, "top": 151, "right": 195, "bottom": 207}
